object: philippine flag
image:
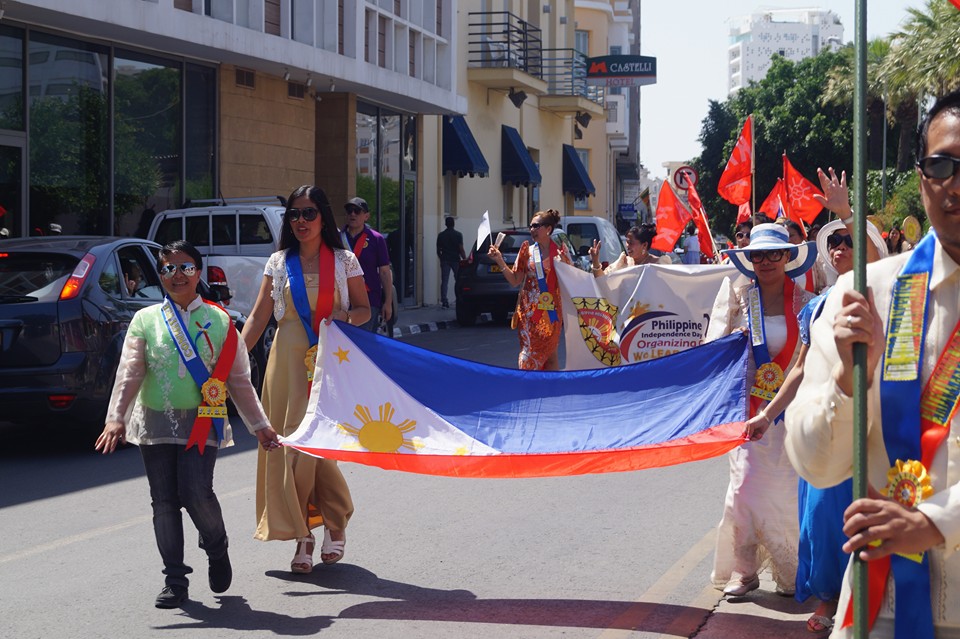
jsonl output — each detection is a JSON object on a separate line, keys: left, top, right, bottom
{"left": 283, "top": 322, "right": 749, "bottom": 478}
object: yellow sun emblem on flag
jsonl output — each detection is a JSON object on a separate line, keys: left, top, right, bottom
{"left": 338, "top": 402, "right": 420, "bottom": 453}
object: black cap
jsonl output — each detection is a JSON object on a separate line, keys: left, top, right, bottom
{"left": 344, "top": 197, "right": 369, "bottom": 212}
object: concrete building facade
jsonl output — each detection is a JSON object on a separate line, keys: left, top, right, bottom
{"left": 727, "top": 8, "right": 843, "bottom": 94}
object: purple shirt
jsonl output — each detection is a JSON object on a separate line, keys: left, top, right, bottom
{"left": 341, "top": 224, "right": 390, "bottom": 308}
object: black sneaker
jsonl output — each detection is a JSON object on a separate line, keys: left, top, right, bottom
{"left": 208, "top": 550, "right": 232, "bottom": 593}
{"left": 155, "top": 584, "right": 188, "bottom": 609}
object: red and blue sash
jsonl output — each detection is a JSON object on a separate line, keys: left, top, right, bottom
{"left": 745, "top": 277, "right": 798, "bottom": 420}
{"left": 285, "top": 245, "right": 334, "bottom": 385}
{"left": 342, "top": 228, "right": 371, "bottom": 292}
{"left": 161, "top": 297, "right": 237, "bottom": 454}
{"left": 841, "top": 231, "right": 960, "bottom": 638}
{"left": 531, "top": 241, "right": 560, "bottom": 325}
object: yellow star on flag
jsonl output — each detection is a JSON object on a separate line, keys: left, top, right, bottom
{"left": 334, "top": 346, "right": 350, "bottom": 363}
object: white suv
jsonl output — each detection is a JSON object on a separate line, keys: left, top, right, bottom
{"left": 146, "top": 196, "right": 286, "bottom": 316}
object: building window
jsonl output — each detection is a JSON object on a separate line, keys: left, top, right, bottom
{"left": 574, "top": 149, "right": 590, "bottom": 210}
{"left": 378, "top": 16, "right": 387, "bottom": 68}
{"left": 575, "top": 30, "right": 589, "bottom": 56}
{"left": 235, "top": 67, "right": 255, "bottom": 88}
{"left": 287, "top": 81, "right": 305, "bottom": 99}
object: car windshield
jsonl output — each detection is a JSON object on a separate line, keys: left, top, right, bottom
{"left": 0, "top": 252, "right": 77, "bottom": 301}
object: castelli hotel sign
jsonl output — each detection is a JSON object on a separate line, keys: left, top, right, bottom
{"left": 585, "top": 55, "right": 657, "bottom": 87}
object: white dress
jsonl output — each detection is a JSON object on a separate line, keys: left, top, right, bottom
{"left": 706, "top": 277, "right": 813, "bottom": 592}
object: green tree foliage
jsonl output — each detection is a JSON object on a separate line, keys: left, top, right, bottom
{"left": 696, "top": 52, "right": 853, "bottom": 236}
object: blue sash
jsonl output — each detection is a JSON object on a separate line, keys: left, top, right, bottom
{"left": 877, "top": 231, "right": 938, "bottom": 639}
{"left": 285, "top": 250, "right": 319, "bottom": 348}
{"left": 160, "top": 298, "right": 224, "bottom": 442}
{"left": 532, "top": 242, "right": 558, "bottom": 323}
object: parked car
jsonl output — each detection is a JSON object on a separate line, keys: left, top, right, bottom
{"left": 558, "top": 215, "right": 626, "bottom": 268}
{"left": 0, "top": 236, "right": 265, "bottom": 432}
{"left": 454, "top": 229, "right": 583, "bottom": 327}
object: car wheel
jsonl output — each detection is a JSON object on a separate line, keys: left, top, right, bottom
{"left": 456, "top": 301, "right": 477, "bottom": 327}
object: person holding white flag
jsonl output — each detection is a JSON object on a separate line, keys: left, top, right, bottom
{"left": 488, "top": 208, "right": 572, "bottom": 370}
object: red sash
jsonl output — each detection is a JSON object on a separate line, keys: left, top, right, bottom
{"left": 185, "top": 301, "right": 238, "bottom": 454}
{"left": 748, "top": 277, "right": 799, "bottom": 419}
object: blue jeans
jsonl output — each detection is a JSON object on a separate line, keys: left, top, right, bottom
{"left": 440, "top": 260, "right": 459, "bottom": 305}
{"left": 140, "top": 444, "right": 228, "bottom": 588}
{"left": 358, "top": 305, "right": 381, "bottom": 332}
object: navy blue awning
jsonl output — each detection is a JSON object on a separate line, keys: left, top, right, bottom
{"left": 501, "top": 125, "right": 542, "bottom": 187}
{"left": 443, "top": 116, "right": 489, "bottom": 178}
{"left": 562, "top": 144, "right": 596, "bottom": 198}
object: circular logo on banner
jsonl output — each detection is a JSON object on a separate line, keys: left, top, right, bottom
{"left": 673, "top": 165, "right": 698, "bottom": 190}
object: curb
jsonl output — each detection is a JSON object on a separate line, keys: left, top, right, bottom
{"left": 391, "top": 312, "right": 493, "bottom": 337}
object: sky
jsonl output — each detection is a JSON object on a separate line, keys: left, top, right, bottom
{"left": 638, "top": 1, "right": 923, "bottom": 179}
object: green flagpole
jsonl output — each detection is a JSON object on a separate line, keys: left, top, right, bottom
{"left": 852, "top": 1, "right": 869, "bottom": 637}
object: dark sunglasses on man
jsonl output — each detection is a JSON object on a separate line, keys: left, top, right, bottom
{"left": 917, "top": 154, "right": 960, "bottom": 180}
{"left": 747, "top": 249, "right": 786, "bottom": 264}
{"left": 826, "top": 233, "right": 854, "bottom": 250}
{"left": 287, "top": 206, "right": 320, "bottom": 222}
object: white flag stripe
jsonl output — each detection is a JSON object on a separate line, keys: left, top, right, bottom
{"left": 475, "top": 210, "right": 491, "bottom": 254}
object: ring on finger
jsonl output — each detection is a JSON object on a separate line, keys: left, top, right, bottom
{"left": 845, "top": 315, "right": 853, "bottom": 328}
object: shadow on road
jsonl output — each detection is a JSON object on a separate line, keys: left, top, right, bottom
{"left": 0, "top": 419, "right": 258, "bottom": 509}
{"left": 264, "top": 563, "right": 780, "bottom": 636}
{"left": 153, "top": 595, "right": 334, "bottom": 635}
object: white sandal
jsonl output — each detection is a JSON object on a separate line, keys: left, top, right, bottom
{"left": 320, "top": 528, "right": 345, "bottom": 565}
{"left": 290, "top": 534, "right": 315, "bottom": 574}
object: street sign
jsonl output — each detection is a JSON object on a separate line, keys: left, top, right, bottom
{"left": 673, "top": 165, "right": 698, "bottom": 190}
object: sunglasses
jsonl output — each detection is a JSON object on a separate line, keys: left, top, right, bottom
{"left": 826, "top": 233, "right": 853, "bottom": 249}
{"left": 917, "top": 154, "right": 960, "bottom": 180}
{"left": 747, "top": 249, "right": 786, "bottom": 264}
{"left": 735, "top": 232, "right": 748, "bottom": 240}
{"left": 529, "top": 222, "right": 546, "bottom": 230}
{"left": 159, "top": 262, "right": 197, "bottom": 279}
{"left": 287, "top": 207, "right": 320, "bottom": 222}
{"left": 345, "top": 206, "right": 365, "bottom": 215}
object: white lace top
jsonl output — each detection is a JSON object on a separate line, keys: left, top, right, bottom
{"left": 264, "top": 248, "right": 363, "bottom": 320}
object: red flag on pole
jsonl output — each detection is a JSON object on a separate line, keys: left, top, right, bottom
{"left": 950, "top": 0, "right": 960, "bottom": 9}
{"left": 736, "top": 202, "right": 752, "bottom": 224}
{"left": 686, "top": 183, "right": 716, "bottom": 260}
{"left": 717, "top": 115, "right": 753, "bottom": 205}
{"left": 651, "top": 182, "right": 691, "bottom": 253}
{"left": 758, "top": 179, "right": 785, "bottom": 219}
{"left": 783, "top": 154, "right": 824, "bottom": 223}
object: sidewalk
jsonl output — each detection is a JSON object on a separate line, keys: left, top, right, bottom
{"left": 388, "top": 303, "right": 485, "bottom": 337}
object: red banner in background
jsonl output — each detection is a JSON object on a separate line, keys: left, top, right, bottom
{"left": 783, "top": 154, "right": 824, "bottom": 223}
{"left": 651, "top": 182, "right": 691, "bottom": 253}
{"left": 758, "top": 179, "right": 785, "bottom": 220}
{"left": 686, "top": 183, "right": 715, "bottom": 260}
{"left": 717, "top": 115, "right": 753, "bottom": 205}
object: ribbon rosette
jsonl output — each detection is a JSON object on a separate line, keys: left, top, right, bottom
{"left": 883, "top": 459, "right": 933, "bottom": 508}
{"left": 200, "top": 377, "right": 228, "bottom": 407}
{"left": 754, "top": 362, "right": 784, "bottom": 392}
{"left": 305, "top": 344, "right": 319, "bottom": 382}
{"left": 537, "top": 291, "right": 555, "bottom": 311}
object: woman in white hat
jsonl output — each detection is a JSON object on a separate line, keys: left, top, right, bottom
{"left": 705, "top": 222, "right": 817, "bottom": 598}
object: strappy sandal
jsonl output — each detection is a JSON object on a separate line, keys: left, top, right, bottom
{"left": 290, "top": 534, "right": 315, "bottom": 574}
{"left": 806, "top": 614, "right": 834, "bottom": 633}
{"left": 320, "top": 528, "right": 345, "bottom": 565}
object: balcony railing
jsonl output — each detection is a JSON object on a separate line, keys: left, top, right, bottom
{"left": 541, "top": 48, "right": 604, "bottom": 106}
{"left": 467, "top": 11, "right": 542, "bottom": 77}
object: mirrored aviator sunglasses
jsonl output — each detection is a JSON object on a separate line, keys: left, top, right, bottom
{"left": 159, "top": 263, "right": 197, "bottom": 279}
{"left": 287, "top": 206, "right": 320, "bottom": 222}
{"left": 917, "top": 154, "right": 960, "bottom": 180}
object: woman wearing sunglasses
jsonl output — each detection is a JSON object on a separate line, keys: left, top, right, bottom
{"left": 95, "top": 240, "right": 280, "bottom": 609}
{"left": 488, "top": 208, "right": 572, "bottom": 370}
{"left": 241, "top": 185, "right": 370, "bottom": 573}
{"left": 705, "top": 223, "right": 818, "bottom": 599}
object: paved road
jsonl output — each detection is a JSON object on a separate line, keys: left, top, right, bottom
{"left": 0, "top": 324, "right": 816, "bottom": 638}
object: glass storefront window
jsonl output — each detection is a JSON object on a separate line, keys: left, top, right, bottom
{"left": 28, "top": 33, "right": 109, "bottom": 235}
{"left": 113, "top": 49, "right": 181, "bottom": 236}
{"left": 0, "top": 25, "right": 24, "bottom": 131}
{"left": 184, "top": 63, "right": 215, "bottom": 204}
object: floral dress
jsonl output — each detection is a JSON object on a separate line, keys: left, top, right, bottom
{"left": 513, "top": 240, "right": 572, "bottom": 370}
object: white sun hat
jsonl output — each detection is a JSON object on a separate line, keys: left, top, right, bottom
{"left": 816, "top": 219, "right": 888, "bottom": 281}
{"left": 722, "top": 223, "right": 817, "bottom": 280}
